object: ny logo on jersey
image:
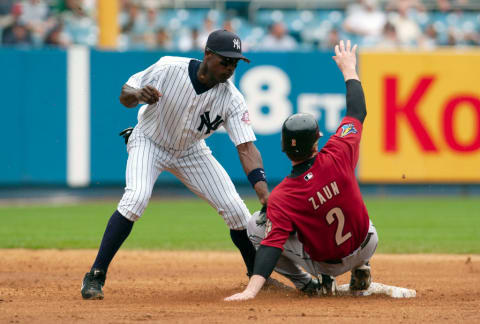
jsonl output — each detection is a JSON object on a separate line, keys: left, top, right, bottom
{"left": 197, "top": 111, "right": 224, "bottom": 134}
{"left": 233, "top": 38, "right": 241, "bottom": 50}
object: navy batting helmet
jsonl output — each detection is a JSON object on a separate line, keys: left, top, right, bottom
{"left": 281, "top": 113, "right": 322, "bottom": 161}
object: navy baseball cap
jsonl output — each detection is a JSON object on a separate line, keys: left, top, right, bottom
{"left": 206, "top": 29, "right": 250, "bottom": 63}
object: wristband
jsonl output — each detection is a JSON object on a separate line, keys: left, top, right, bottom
{"left": 247, "top": 168, "right": 267, "bottom": 187}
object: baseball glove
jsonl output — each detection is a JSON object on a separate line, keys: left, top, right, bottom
{"left": 255, "top": 204, "right": 267, "bottom": 225}
{"left": 119, "top": 127, "right": 134, "bottom": 144}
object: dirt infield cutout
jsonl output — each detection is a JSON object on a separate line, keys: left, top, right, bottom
{"left": 0, "top": 250, "right": 479, "bottom": 323}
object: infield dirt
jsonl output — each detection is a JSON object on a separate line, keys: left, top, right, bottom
{"left": 0, "top": 250, "right": 479, "bottom": 323}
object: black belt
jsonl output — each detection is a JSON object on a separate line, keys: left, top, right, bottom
{"left": 323, "top": 232, "right": 373, "bottom": 265}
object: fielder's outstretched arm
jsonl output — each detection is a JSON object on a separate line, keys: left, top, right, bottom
{"left": 332, "top": 40, "right": 367, "bottom": 124}
{"left": 236, "top": 142, "right": 269, "bottom": 205}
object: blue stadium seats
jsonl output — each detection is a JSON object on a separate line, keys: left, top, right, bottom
{"left": 5, "top": 4, "right": 479, "bottom": 49}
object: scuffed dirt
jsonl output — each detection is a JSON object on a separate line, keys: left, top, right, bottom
{"left": 0, "top": 250, "right": 479, "bottom": 323}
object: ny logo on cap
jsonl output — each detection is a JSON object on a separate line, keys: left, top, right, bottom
{"left": 233, "top": 38, "right": 240, "bottom": 50}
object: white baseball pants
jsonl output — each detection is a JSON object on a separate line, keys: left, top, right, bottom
{"left": 117, "top": 127, "right": 251, "bottom": 230}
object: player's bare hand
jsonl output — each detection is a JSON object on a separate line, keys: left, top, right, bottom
{"left": 137, "top": 85, "right": 162, "bottom": 104}
{"left": 224, "top": 290, "right": 256, "bottom": 301}
{"left": 332, "top": 40, "right": 359, "bottom": 81}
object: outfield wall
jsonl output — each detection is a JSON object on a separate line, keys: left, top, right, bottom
{"left": 1, "top": 48, "right": 479, "bottom": 186}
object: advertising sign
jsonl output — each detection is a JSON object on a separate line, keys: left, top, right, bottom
{"left": 359, "top": 51, "right": 480, "bottom": 182}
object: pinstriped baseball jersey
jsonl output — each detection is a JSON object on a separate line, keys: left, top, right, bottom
{"left": 117, "top": 55, "right": 256, "bottom": 229}
{"left": 126, "top": 56, "right": 256, "bottom": 150}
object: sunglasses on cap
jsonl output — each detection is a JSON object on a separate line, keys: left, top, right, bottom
{"left": 206, "top": 47, "right": 239, "bottom": 67}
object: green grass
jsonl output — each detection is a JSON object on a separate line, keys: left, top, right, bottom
{"left": 0, "top": 197, "right": 479, "bottom": 253}
{"left": 366, "top": 197, "right": 480, "bottom": 253}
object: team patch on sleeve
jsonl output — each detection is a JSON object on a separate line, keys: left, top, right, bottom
{"left": 340, "top": 123, "right": 358, "bottom": 137}
{"left": 241, "top": 111, "right": 251, "bottom": 124}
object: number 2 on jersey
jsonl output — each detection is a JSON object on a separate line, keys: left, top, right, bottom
{"left": 326, "top": 207, "right": 352, "bottom": 246}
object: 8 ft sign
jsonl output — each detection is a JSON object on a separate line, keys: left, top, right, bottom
{"left": 359, "top": 51, "right": 480, "bottom": 183}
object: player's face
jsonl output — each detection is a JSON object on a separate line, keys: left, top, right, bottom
{"left": 205, "top": 51, "right": 239, "bottom": 83}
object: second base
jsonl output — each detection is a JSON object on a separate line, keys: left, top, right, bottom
{"left": 337, "top": 282, "right": 416, "bottom": 298}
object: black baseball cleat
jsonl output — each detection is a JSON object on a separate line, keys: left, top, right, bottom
{"left": 81, "top": 268, "right": 106, "bottom": 300}
{"left": 349, "top": 263, "right": 372, "bottom": 291}
{"left": 319, "top": 274, "right": 337, "bottom": 296}
{"left": 300, "top": 278, "right": 321, "bottom": 296}
{"left": 301, "top": 275, "right": 337, "bottom": 296}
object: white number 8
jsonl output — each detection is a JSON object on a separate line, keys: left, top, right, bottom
{"left": 240, "top": 66, "right": 292, "bottom": 134}
{"left": 326, "top": 207, "right": 352, "bottom": 246}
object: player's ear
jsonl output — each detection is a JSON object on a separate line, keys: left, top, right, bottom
{"left": 204, "top": 48, "right": 212, "bottom": 59}
{"left": 312, "top": 140, "right": 319, "bottom": 154}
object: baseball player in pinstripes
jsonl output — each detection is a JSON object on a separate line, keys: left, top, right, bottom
{"left": 81, "top": 30, "right": 270, "bottom": 300}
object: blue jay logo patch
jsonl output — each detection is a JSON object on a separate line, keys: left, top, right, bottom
{"left": 340, "top": 123, "right": 357, "bottom": 137}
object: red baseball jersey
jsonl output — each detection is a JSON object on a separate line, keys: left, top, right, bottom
{"left": 262, "top": 116, "right": 370, "bottom": 262}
